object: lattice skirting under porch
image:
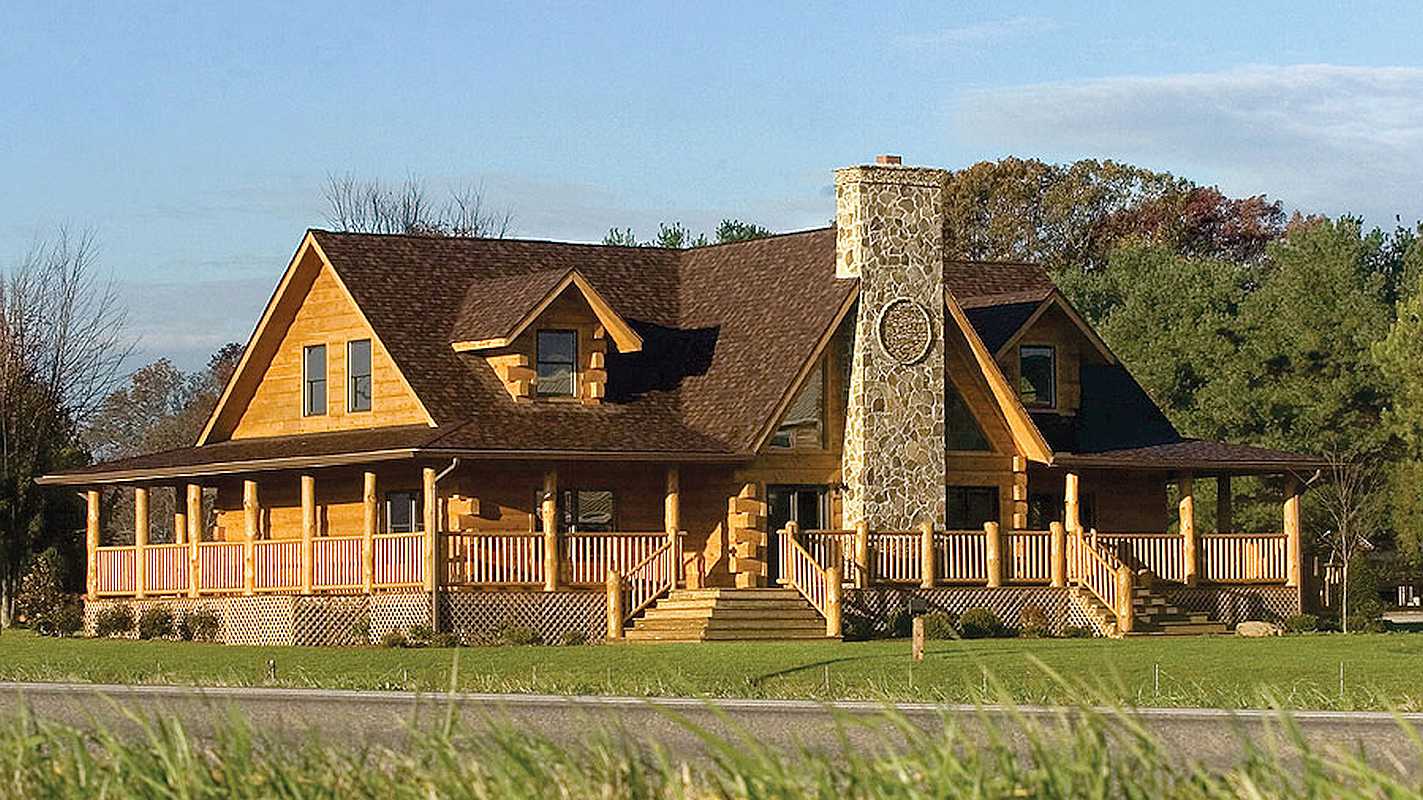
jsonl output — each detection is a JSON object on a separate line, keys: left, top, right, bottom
{"left": 844, "top": 586, "right": 1106, "bottom": 637}
{"left": 440, "top": 591, "right": 607, "bottom": 645}
{"left": 1161, "top": 585, "right": 1301, "bottom": 625}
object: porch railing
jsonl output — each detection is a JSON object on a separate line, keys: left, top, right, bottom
{"left": 144, "top": 543, "right": 189, "bottom": 594}
{"left": 199, "top": 542, "right": 244, "bottom": 592}
{"left": 443, "top": 532, "right": 545, "bottom": 586}
{"left": 1003, "top": 530, "right": 1052, "bottom": 583}
{"left": 1072, "top": 533, "right": 1122, "bottom": 619}
{"left": 621, "top": 539, "right": 678, "bottom": 621}
{"left": 1096, "top": 533, "right": 1186, "bottom": 583}
{"left": 254, "top": 540, "right": 302, "bottom": 591}
{"left": 1201, "top": 533, "right": 1288, "bottom": 583}
{"left": 566, "top": 532, "right": 671, "bottom": 586}
{"left": 777, "top": 523, "right": 841, "bottom": 637}
{"left": 95, "top": 546, "right": 136, "bottom": 596}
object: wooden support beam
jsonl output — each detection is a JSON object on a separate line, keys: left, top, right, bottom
{"left": 1049, "top": 521, "right": 1066, "bottom": 587}
{"left": 85, "top": 489, "right": 100, "bottom": 600}
{"left": 984, "top": 521, "right": 1002, "bottom": 588}
{"left": 665, "top": 465, "right": 680, "bottom": 546}
{"left": 542, "top": 469, "right": 558, "bottom": 591}
{"left": 1064, "top": 472, "right": 1081, "bottom": 535}
{"left": 606, "top": 569, "right": 623, "bottom": 640}
{"left": 854, "top": 521, "right": 870, "bottom": 589}
{"left": 301, "top": 474, "right": 315, "bottom": 595}
{"left": 423, "top": 466, "right": 437, "bottom": 593}
{"left": 186, "top": 484, "right": 202, "bottom": 597}
{"left": 1216, "top": 476, "right": 1233, "bottom": 533}
{"left": 919, "top": 520, "right": 936, "bottom": 589}
{"left": 362, "top": 471, "right": 376, "bottom": 593}
{"left": 133, "top": 486, "right": 148, "bottom": 599}
{"left": 172, "top": 485, "right": 186, "bottom": 545}
{"left": 242, "top": 480, "right": 258, "bottom": 595}
{"left": 1179, "top": 474, "right": 1197, "bottom": 587}
{"left": 1284, "top": 475, "right": 1302, "bottom": 589}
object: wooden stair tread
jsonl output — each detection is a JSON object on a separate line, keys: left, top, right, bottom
{"left": 624, "top": 586, "right": 835, "bottom": 643}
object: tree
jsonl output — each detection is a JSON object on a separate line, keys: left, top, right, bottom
{"left": 714, "top": 219, "right": 773, "bottom": 243}
{"left": 1313, "top": 453, "right": 1384, "bottom": 632}
{"left": 323, "top": 174, "right": 513, "bottom": 238}
{"left": 601, "top": 219, "right": 771, "bottom": 248}
{"left": 0, "top": 229, "right": 129, "bottom": 624}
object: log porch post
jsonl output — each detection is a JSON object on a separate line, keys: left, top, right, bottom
{"left": 362, "top": 471, "right": 377, "bottom": 593}
{"left": 1064, "top": 472, "right": 1081, "bottom": 535}
{"left": 1179, "top": 474, "right": 1197, "bottom": 586}
{"left": 665, "top": 466, "right": 680, "bottom": 583}
{"left": 242, "top": 480, "right": 259, "bottom": 595}
{"left": 1049, "top": 521, "right": 1066, "bottom": 587}
{"left": 85, "top": 489, "right": 100, "bottom": 599}
{"left": 422, "top": 466, "right": 437, "bottom": 592}
{"left": 919, "top": 520, "right": 936, "bottom": 589}
{"left": 1115, "top": 563, "right": 1135, "bottom": 634}
{"left": 186, "top": 483, "right": 202, "bottom": 597}
{"left": 300, "top": 474, "right": 315, "bottom": 594}
{"left": 825, "top": 565, "right": 843, "bottom": 638}
{"left": 172, "top": 485, "right": 187, "bottom": 545}
{"left": 606, "top": 569, "right": 624, "bottom": 640}
{"left": 1284, "top": 474, "right": 1302, "bottom": 588}
{"left": 542, "top": 469, "right": 559, "bottom": 591}
{"left": 133, "top": 486, "right": 149, "bottom": 599}
{"left": 854, "top": 521, "right": 870, "bottom": 589}
{"left": 984, "top": 521, "right": 1002, "bottom": 588}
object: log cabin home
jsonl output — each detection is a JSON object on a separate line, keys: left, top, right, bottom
{"left": 40, "top": 157, "right": 1324, "bottom": 644}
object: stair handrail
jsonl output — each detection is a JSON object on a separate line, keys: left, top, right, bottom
{"left": 621, "top": 538, "right": 677, "bottom": 622}
{"left": 779, "top": 522, "right": 843, "bottom": 636}
{"left": 1074, "top": 528, "right": 1126, "bottom": 627}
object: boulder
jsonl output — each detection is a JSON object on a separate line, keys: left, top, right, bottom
{"left": 1235, "top": 620, "right": 1282, "bottom": 637}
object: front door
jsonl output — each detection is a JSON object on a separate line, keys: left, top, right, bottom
{"left": 766, "top": 485, "right": 827, "bottom": 582}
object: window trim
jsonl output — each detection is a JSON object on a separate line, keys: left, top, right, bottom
{"left": 1018, "top": 344, "right": 1057, "bottom": 410}
{"left": 535, "top": 329, "right": 579, "bottom": 398}
{"left": 346, "top": 339, "right": 373, "bottom": 413}
{"left": 302, "top": 343, "right": 327, "bottom": 417}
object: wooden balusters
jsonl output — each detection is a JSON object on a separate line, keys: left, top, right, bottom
{"left": 854, "top": 521, "right": 870, "bottom": 589}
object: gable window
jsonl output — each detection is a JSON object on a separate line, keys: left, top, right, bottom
{"left": 1018, "top": 345, "right": 1056, "bottom": 409}
{"left": 347, "top": 339, "right": 372, "bottom": 412}
{"left": 302, "top": 344, "right": 327, "bottom": 416}
{"left": 771, "top": 361, "right": 824, "bottom": 449}
{"left": 536, "top": 330, "right": 577, "bottom": 397}
{"left": 945, "top": 382, "right": 991, "bottom": 451}
{"left": 385, "top": 491, "right": 422, "bottom": 533}
{"left": 947, "top": 486, "right": 999, "bottom": 530}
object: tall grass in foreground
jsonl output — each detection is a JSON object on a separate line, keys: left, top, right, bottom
{"left": 0, "top": 703, "right": 1419, "bottom": 799}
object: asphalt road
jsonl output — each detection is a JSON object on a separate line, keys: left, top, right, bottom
{"left": 2, "top": 681, "right": 1420, "bottom": 771}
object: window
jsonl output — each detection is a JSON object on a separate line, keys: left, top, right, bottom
{"left": 302, "top": 344, "right": 327, "bottom": 416}
{"left": 945, "top": 382, "right": 991, "bottom": 451}
{"left": 347, "top": 339, "right": 372, "bottom": 412}
{"left": 536, "top": 330, "right": 577, "bottom": 397}
{"left": 1027, "top": 492, "right": 1096, "bottom": 530}
{"left": 771, "top": 361, "right": 824, "bottom": 449}
{"left": 534, "top": 489, "right": 615, "bottom": 532}
{"left": 1018, "top": 345, "right": 1056, "bottom": 408}
{"left": 767, "top": 486, "right": 827, "bottom": 532}
{"left": 946, "top": 486, "right": 999, "bottom": 530}
{"left": 385, "top": 491, "right": 422, "bottom": 533}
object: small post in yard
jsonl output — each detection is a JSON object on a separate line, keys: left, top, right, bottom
{"left": 854, "top": 520, "right": 870, "bottom": 588}
{"left": 919, "top": 520, "right": 936, "bottom": 589}
{"left": 85, "top": 489, "right": 100, "bottom": 599}
{"left": 911, "top": 616, "right": 925, "bottom": 662}
{"left": 1049, "top": 521, "right": 1067, "bottom": 587}
{"left": 606, "top": 569, "right": 624, "bottom": 640}
{"left": 1115, "top": 563, "right": 1135, "bottom": 634}
{"left": 984, "top": 521, "right": 1002, "bottom": 588}
{"left": 825, "top": 565, "right": 843, "bottom": 638}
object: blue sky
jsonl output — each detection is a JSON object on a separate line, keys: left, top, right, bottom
{"left": 4, "top": 2, "right": 1422, "bottom": 369}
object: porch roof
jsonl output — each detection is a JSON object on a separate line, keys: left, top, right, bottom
{"left": 1053, "top": 439, "right": 1328, "bottom": 475}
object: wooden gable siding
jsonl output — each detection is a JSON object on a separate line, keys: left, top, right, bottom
{"left": 225, "top": 259, "right": 428, "bottom": 440}
{"left": 996, "top": 304, "right": 1107, "bottom": 416}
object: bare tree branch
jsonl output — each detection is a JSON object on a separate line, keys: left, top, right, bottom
{"left": 322, "top": 173, "right": 514, "bottom": 238}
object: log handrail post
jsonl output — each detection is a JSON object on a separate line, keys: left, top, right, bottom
{"left": 854, "top": 521, "right": 870, "bottom": 589}
{"left": 919, "top": 520, "right": 935, "bottom": 589}
{"left": 186, "top": 483, "right": 202, "bottom": 597}
{"left": 542, "top": 469, "right": 559, "bottom": 591}
{"left": 422, "top": 466, "right": 437, "bottom": 593}
{"left": 1115, "top": 563, "right": 1135, "bottom": 634}
{"left": 1064, "top": 472, "right": 1081, "bottom": 535}
{"left": 1179, "top": 474, "right": 1198, "bottom": 586}
{"left": 242, "top": 479, "right": 258, "bottom": 595}
{"left": 1284, "top": 475, "right": 1302, "bottom": 589}
{"left": 825, "top": 565, "right": 843, "bottom": 638}
{"left": 984, "top": 520, "right": 1002, "bottom": 588}
{"left": 606, "top": 569, "right": 624, "bottom": 640}
{"left": 133, "top": 486, "right": 148, "bottom": 599}
{"left": 85, "top": 489, "right": 100, "bottom": 600}
{"left": 1049, "top": 521, "right": 1066, "bottom": 587}
{"left": 362, "top": 471, "right": 377, "bottom": 593}
{"left": 300, "top": 474, "right": 315, "bottom": 595}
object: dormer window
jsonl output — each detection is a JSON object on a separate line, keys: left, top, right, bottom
{"left": 1018, "top": 345, "right": 1056, "bottom": 409}
{"left": 536, "top": 330, "right": 577, "bottom": 397}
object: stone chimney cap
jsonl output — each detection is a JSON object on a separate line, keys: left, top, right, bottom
{"left": 875, "top": 154, "right": 903, "bottom": 165}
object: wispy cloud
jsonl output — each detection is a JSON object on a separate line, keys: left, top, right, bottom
{"left": 898, "top": 16, "right": 1058, "bottom": 49}
{"left": 955, "top": 64, "right": 1423, "bottom": 223}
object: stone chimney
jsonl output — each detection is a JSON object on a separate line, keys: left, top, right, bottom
{"left": 836, "top": 157, "right": 949, "bottom": 530}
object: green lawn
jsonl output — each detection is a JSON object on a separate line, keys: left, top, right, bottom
{"left": 3, "top": 629, "right": 1420, "bottom": 711}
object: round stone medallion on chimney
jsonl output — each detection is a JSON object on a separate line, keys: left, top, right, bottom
{"left": 875, "top": 297, "right": 933, "bottom": 365}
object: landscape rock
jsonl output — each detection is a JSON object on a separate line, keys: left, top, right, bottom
{"left": 1235, "top": 620, "right": 1282, "bottom": 637}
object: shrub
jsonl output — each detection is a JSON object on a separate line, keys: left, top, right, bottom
{"left": 919, "top": 612, "right": 958, "bottom": 640}
{"left": 888, "top": 607, "right": 915, "bottom": 638}
{"left": 1019, "top": 604, "right": 1050, "bottom": 638}
{"left": 350, "top": 614, "right": 372, "bottom": 644}
{"left": 406, "top": 625, "right": 434, "bottom": 647}
{"left": 1061, "top": 625, "right": 1093, "bottom": 639}
{"left": 94, "top": 604, "right": 135, "bottom": 638}
{"left": 498, "top": 625, "right": 541, "bottom": 646}
{"left": 137, "top": 606, "right": 174, "bottom": 640}
{"left": 958, "top": 607, "right": 1005, "bottom": 639}
{"left": 185, "top": 608, "right": 221, "bottom": 642}
{"left": 48, "top": 596, "right": 84, "bottom": 637}
{"left": 1284, "top": 613, "right": 1320, "bottom": 633}
{"left": 559, "top": 629, "right": 588, "bottom": 647}
{"left": 431, "top": 632, "right": 461, "bottom": 648}
{"left": 842, "top": 615, "right": 877, "bottom": 641}
{"left": 16, "top": 548, "right": 71, "bottom": 636}
{"left": 381, "top": 630, "right": 409, "bottom": 648}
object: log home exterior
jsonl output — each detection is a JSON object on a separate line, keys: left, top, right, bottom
{"left": 40, "top": 157, "right": 1323, "bottom": 644}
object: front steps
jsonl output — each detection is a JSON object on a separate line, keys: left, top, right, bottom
{"left": 1070, "top": 581, "right": 1228, "bottom": 637}
{"left": 623, "top": 588, "right": 836, "bottom": 642}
